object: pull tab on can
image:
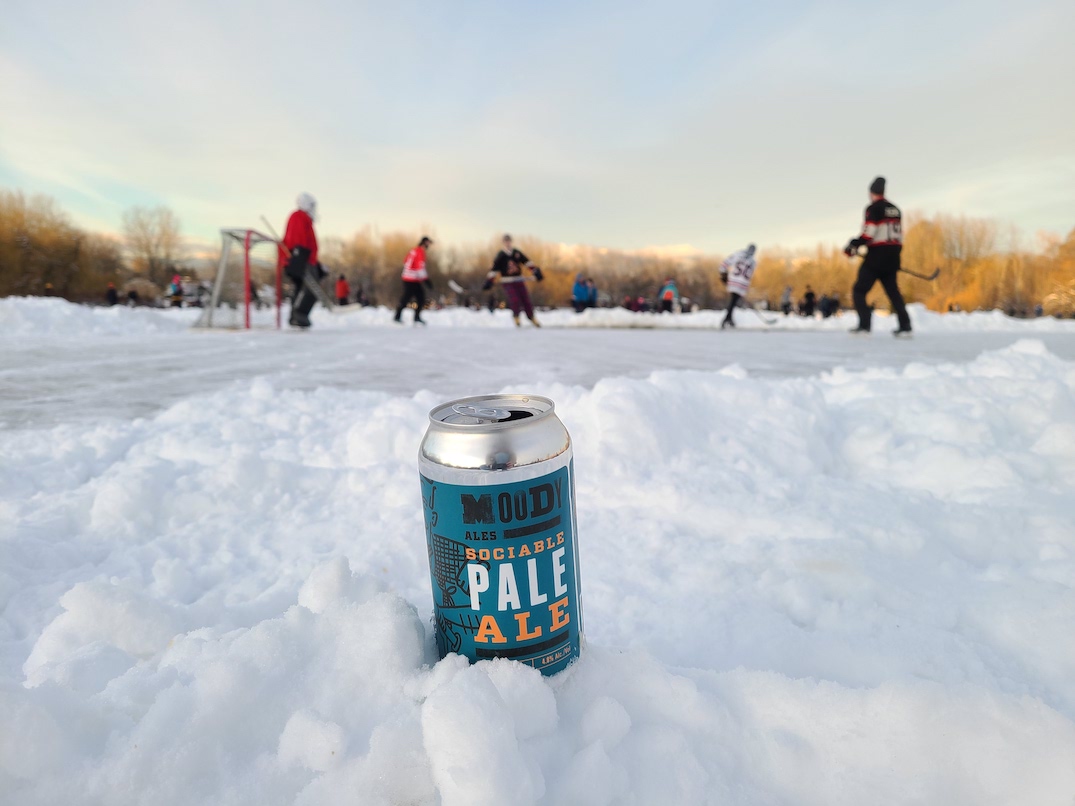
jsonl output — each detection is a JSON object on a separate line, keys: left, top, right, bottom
{"left": 451, "top": 403, "right": 511, "bottom": 422}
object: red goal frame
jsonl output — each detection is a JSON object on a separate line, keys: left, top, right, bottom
{"left": 198, "top": 228, "right": 283, "bottom": 329}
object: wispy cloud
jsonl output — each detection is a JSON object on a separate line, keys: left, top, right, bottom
{"left": 1, "top": 0, "right": 1072, "bottom": 253}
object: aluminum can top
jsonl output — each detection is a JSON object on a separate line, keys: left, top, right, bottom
{"left": 421, "top": 394, "right": 569, "bottom": 472}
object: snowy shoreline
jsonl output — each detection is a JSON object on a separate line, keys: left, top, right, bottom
{"left": 2, "top": 299, "right": 1075, "bottom": 804}
{"left": 3, "top": 295, "right": 1075, "bottom": 337}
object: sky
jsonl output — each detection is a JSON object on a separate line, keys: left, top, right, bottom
{"left": 1, "top": 0, "right": 1074, "bottom": 256}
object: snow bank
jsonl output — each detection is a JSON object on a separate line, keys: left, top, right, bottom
{"left": 4, "top": 296, "right": 1073, "bottom": 338}
{"left": 313, "top": 302, "right": 1075, "bottom": 333}
{"left": 0, "top": 296, "right": 196, "bottom": 337}
{"left": 3, "top": 341, "right": 1075, "bottom": 803}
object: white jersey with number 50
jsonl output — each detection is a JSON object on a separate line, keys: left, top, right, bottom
{"left": 721, "top": 249, "right": 757, "bottom": 296}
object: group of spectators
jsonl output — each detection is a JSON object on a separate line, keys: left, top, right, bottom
{"left": 571, "top": 274, "right": 598, "bottom": 312}
{"left": 616, "top": 278, "right": 692, "bottom": 314}
{"left": 104, "top": 283, "right": 141, "bottom": 307}
{"left": 778, "top": 285, "right": 843, "bottom": 318}
{"left": 334, "top": 275, "right": 372, "bottom": 307}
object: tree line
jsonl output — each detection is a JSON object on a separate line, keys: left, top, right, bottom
{"left": 0, "top": 190, "right": 184, "bottom": 301}
{"left": 1, "top": 187, "right": 1073, "bottom": 316}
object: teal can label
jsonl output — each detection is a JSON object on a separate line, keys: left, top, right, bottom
{"left": 421, "top": 461, "right": 581, "bottom": 675}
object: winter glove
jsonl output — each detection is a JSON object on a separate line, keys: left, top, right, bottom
{"left": 532, "top": 267, "right": 544, "bottom": 282}
{"left": 481, "top": 278, "right": 494, "bottom": 292}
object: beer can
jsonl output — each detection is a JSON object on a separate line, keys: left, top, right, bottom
{"left": 419, "top": 394, "right": 583, "bottom": 675}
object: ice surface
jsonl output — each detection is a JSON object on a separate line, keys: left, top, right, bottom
{"left": 3, "top": 297, "right": 1075, "bottom": 429}
{"left": 2, "top": 299, "right": 1075, "bottom": 804}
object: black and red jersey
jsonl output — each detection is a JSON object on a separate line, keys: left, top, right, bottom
{"left": 854, "top": 198, "right": 902, "bottom": 249}
{"left": 490, "top": 248, "right": 533, "bottom": 280}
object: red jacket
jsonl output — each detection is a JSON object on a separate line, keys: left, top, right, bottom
{"left": 401, "top": 246, "right": 428, "bottom": 282}
{"left": 281, "top": 209, "right": 318, "bottom": 268}
{"left": 335, "top": 278, "right": 350, "bottom": 299}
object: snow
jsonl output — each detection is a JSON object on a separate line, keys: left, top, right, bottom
{"left": 0, "top": 296, "right": 198, "bottom": 337}
{"left": 4, "top": 295, "right": 1075, "bottom": 339}
{"left": 2, "top": 298, "right": 1075, "bottom": 804}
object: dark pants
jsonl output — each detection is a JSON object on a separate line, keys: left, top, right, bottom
{"left": 503, "top": 282, "right": 534, "bottom": 320}
{"left": 722, "top": 293, "right": 741, "bottom": 327}
{"left": 853, "top": 248, "right": 911, "bottom": 331}
{"left": 660, "top": 299, "right": 673, "bottom": 314}
{"left": 287, "top": 260, "right": 319, "bottom": 328}
{"left": 395, "top": 281, "right": 426, "bottom": 321}
{"left": 781, "top": 303, "right": 791, "bottom": 316}
{"left": 572, "top": 300, "right": 587, "bottom": 313}
{"left": 290, "top": 286, "right": 317, "bottom": 327}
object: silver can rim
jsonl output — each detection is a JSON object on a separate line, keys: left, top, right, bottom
{"left": 427, "top": 394, "right": 556, "bottom": 432}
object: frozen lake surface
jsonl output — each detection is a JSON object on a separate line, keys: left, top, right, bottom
{"left": 4, "top": 308, "right": 1075, "bottom": 428}
{"left": 2, "top": 297, "right": 1075, "bottom": 805}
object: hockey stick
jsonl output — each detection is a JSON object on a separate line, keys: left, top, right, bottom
{"left": 899, "top": 266, "right": 941, "bottom": 281}
{"left": 747, "top": 301, "right": 778, "bottom": 325}
{"left": 259, "top": 215, "right": 290, "bottom": 261}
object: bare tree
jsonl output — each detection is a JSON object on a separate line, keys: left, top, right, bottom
{"left": 122, "top": 205, "right": 183, "bottom": 286}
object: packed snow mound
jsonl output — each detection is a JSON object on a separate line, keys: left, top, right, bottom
{"left": 5, "top": 572, "right": 1073, "bottom": 806}
{"left": 0, "top": 296, "right": 196, "bottom": 337}
{"left": 3, "top": 342, "right": 1075, "bottom": 803}
{"left": 4, "top": 295, "right": 1073, "bottom": 338}
{"left": 311, "top": 302, "right": 1075, "bottom": 332}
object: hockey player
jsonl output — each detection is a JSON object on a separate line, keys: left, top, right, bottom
{"left": 845, "top": 177, "right": 912, "bottom": 336}
{"left": 395, "top": 236, "right": 434, "bottom": 325}
{"left": 335, "top": 275, "right": 350, "bottom": 306}
{"left": 719, "top": 243, "right": 757, "bottom": 329}
{"left": 658, "top": 278, "right": 679, "bottom": 313}
{"left": 482, "top": 234, "right": 543, "bottom": 327}
{"left": 281, "top": 192, "right": 325, "bottom": 329}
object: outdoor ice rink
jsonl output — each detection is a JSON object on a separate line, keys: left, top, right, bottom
{"left": 3, "top": 297, "right": 1075, "bottom": 805}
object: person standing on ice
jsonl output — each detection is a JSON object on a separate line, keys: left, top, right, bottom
{"left": 719, "top": 243, "right": 757, "bottom": 329}
{"left": 395, "top": 236, "right": 434, "bottom": 325}
{"left": 168, "top": 274, "right": 184, "bottom": 307}
{"left": 482, "top": 234, "right": 544, "bottom": 327}
{"left": 780, "top": 285, "right": 793, "bottom": 316}
{"left": 658, "top": 278, "right": 679, "bottom": 313}
{"left": 335, "top": 274, "right": 350, "bottom": 307}
{"left": 845, "top": 177, "right": 912, "bottom": 336}
{"left": 105, "top": 282, "right": 118, "bottom": 306}
{"left": 281, "top": 193, "right": 325, "bottom": 329}
{"left": 571, "top": 273, "right": 588, "bottom": 313}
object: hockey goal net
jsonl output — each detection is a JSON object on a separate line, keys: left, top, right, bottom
{"left": 193, "top": 229, "right": 283, "bottom": 329}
